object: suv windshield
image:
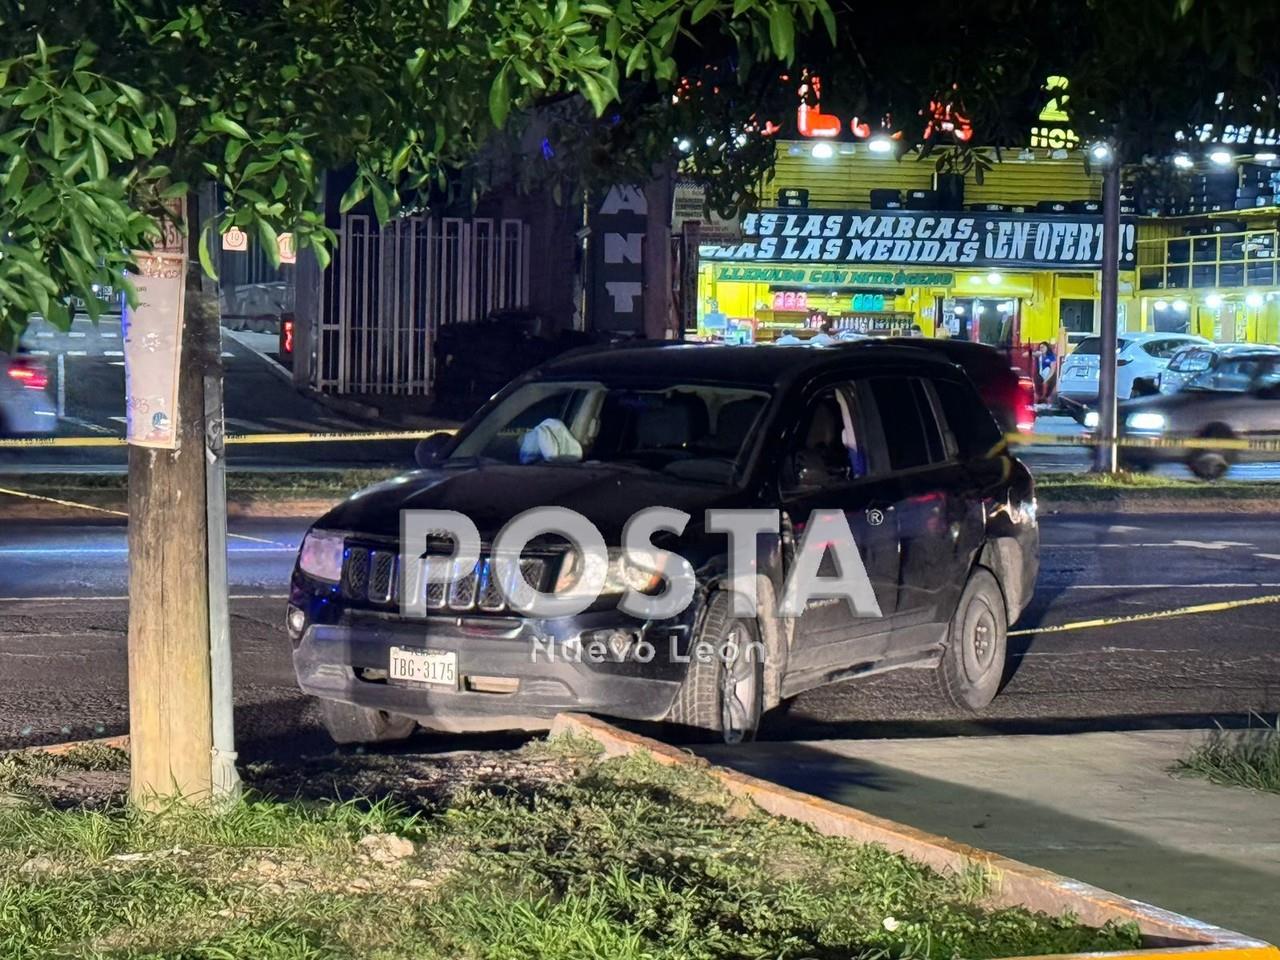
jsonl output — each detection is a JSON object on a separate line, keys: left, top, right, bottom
{"left": 448, "top": 379, "right": 771, "bottom": 484}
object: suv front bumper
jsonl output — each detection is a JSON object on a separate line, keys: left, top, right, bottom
{"left": 292, "top": 611, "right": 688, "bottom": 730}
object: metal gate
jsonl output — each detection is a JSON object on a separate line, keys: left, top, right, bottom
{"left": 315, "top": 215, "right": 530, "bottom": 395}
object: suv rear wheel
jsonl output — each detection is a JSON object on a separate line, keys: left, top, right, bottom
{"left": 668, "top": 591, "right": 763, "bottom": 743}
{"left": 935, "top": 568, "right": 1008, "bottom": 711}
{"left": 318, "top": 699, "right": 417, "bottom": 745}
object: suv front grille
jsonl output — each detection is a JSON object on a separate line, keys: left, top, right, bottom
{"left": 344, "top": 544, "right": 549, "bottom": 614}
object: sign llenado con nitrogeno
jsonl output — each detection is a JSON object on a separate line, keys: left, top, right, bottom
{"left": 700, "top": 209, "right": 1136, "bottom": 270}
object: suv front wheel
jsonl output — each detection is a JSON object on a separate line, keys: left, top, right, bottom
{"left": 318, "top": 699, "right": 417, "bottom": 745}
{"left": 935, "top": 568, "right": 1008, "bottom": 711}
{"left": 667, "top": 592, "right": 763, "bottom": 743}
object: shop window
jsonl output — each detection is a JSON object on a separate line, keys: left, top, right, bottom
{"left": 1059, "top": 298, "right": 1096, "bottom": 337}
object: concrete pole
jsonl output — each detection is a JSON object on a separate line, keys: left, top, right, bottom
{"left": 1094, "top": 162, "right": 1121, "bottom": 473}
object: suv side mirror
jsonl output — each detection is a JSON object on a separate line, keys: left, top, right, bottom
{"left": 414, "top": 432, "right": 453, "bottom": 467}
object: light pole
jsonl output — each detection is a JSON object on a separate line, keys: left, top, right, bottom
{"left": 1093, "top": 144, "right": 1121, "bottom": 473}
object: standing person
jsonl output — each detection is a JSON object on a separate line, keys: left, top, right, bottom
{"left": 1034, "top": 340, "right": 1057, "bottom": 403}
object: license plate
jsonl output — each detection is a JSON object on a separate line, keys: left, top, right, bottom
{"left": 389, "top": 646, "right": 457, "bottom": 687}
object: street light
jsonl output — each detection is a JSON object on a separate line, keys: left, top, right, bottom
{"left": 811, "top": 142, "right": 834, "bottom": 159}
{"left": 1089, "top": 142, "right": 1113, "bottom": 163}
{"left": 1205, "top": 293, "right": 1223, "bottom": 308}
{"left": 1173, "top": 154, "right": 1194, "bottom": 170}
{"left": 1256, "top": 152, "right": 1278, "bottom": 162}
{"left": 1172, "top": 299, "right": 1189, "bottom": 313}
{"left": 1246, "top": 291, "right": 1265, "bottom": 308}
{"left": 868, "top": 135, "right": 893, "bottom": 154}
{"left": 1209, "top": 148, "right": 1234, "bottom": 166}
{"left": 1154, "top": 299, "right": 1168, "bottom": 310}
{"left": 986, "top": 271, "right": 1002, "bottom": 285}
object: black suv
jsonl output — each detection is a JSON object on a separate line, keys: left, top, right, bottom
{"left": 287, "top": 343, "right": 1039, "bottom": 744}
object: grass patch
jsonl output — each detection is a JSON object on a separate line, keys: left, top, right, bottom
{"left": 1036, "top": 471, "right": 1272, "bottom": 501}
{"left": 1174, "top": 720, "right": 1280, "bottom": 794}
{"left": 0, "top": 741, "right": 1143, "bottom": 960}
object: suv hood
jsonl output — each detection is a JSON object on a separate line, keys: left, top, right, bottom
{"left": 316, "top": 463, "right": 749, "bottom": 542}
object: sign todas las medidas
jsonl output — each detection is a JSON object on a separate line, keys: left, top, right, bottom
{"left": 702, "top": 209, "right": 1135, "bottom": 270}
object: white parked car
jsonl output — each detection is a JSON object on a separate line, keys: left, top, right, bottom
{"left": 1058, "top": 331, "right": 1210, "bottom": 406}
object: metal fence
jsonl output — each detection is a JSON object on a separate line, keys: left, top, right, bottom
{"left": 315, "top": 215, "right": 530, "bottom": 395}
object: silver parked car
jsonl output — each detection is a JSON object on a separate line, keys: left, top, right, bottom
{"left": 1115, "top": 355, "right": 1280, "bottom": 479}
{"left": 1158, "top": 342, "right": 1280, "bottom": 394}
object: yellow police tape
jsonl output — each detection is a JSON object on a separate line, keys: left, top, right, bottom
{"left": 1008, "top": 592, "right": 1280, "bottom": 637}
{"left": 0, "top": 485, "right": 279, "bottom": 544}
{"left": 0, "top": 426, "right": 1273, "bottom": 454}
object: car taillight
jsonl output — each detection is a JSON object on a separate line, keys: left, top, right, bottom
{"left": 1015, "top": 375, "right": 1036, "bottom": 433}
{"left": 7, "top": 362, "right": 47, "bottom": 390}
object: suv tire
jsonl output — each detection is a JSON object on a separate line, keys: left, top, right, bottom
{"left": 1188, "top": 424, "right": 1234, "bottom": 481}
{"left": 936, "top": 568, "right": 1008, "bottom": 711}
{"left": 668, "top": 592, "right": 763, "bottom": 743}
{"left": 318, "top": 699, "right": 417, "bottom": 745}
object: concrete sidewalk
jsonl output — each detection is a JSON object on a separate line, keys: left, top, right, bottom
{"left": 699, "top": 731, "right": 1279, "bottom": 944}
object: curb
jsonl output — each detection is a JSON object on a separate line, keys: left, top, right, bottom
{"left": 550, "top": 713, "right": 1279, "bottom": 959}
{"left": 1, "top": 735, "right": 129, "bottom": 757}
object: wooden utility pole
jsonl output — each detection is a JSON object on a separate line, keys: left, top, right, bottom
{"left": 126, "top": 209, "right": 222, "bottom": 808}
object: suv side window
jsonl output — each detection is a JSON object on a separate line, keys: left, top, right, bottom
{"left": 866, "top": 377, "right": 945, "bottom": 472}
{"left": 930, "top": 376, "right": 1004, "bottom": 458}
{"left": 782, "top": 384, "right": 867, "bottom": 490}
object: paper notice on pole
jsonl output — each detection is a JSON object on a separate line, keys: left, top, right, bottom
{"left": 123, "top": 198, "right": 186, "bottom": 448}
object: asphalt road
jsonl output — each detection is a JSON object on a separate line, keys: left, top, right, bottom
{"left": 2, "top": 512, "right": 1278, "bottom": 756}
{"left": 1, "top": 318, "right": 427, "bottom": 473}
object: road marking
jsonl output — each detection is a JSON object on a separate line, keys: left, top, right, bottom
{"left": 1105, "top": 524, "right": 1143, "bottom": 534}
{"left": 1255, "top": 553, "right": 1280, "bottom": 561}
{"left": 35, "top": 331, "right": 53, "bottom": 338}
{"left": 29, "top": 350, "right": 49, "bottom": 356}
{"left": 1062, "top": 582, "right": 1280, "bottom": 589}
{"left": 68, "top": 332, "right": 86, "bottom": 338}
{"left": 1048, "top": 540, "right": 1254, "bottom": 550}
{"left": 105, "top": 350, "right": 123, "bottom": 357}
{"left": 1009, "top": 592, "right": 1280, "bottom": 637}
{"left": 66, "top": 350, "right": 86, "bottom": 357}
{"left": 101, "top": 332, "right": 117, "bottom": 338}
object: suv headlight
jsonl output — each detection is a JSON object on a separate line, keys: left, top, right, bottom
{"left": 1083, "top": 411, "right": 1099, "bottom": 429}
{"left": 555, "top": 548, "right": 666, "bottom": 597}
{"left": 299, "top": 530, "right": 345, "bottom": 582}
{"left": 1127, "top": 412, "right": 1167, "bottom": 431}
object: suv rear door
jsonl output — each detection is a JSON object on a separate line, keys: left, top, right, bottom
{"left": 777, "top": 377, "right": 901, "bottom": 686}
{"left": 861, "top": 372, "right": 987, "bottom": 651}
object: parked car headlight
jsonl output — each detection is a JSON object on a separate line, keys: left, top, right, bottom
{"left": 299, "top": 530, "right": 345, "bottom": 582}
{"left": 1083, "top": 411, "right": 1100, "bottom": 429}
{"left": 1126, "top": 412, "right": 1167, "bottom": 431}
